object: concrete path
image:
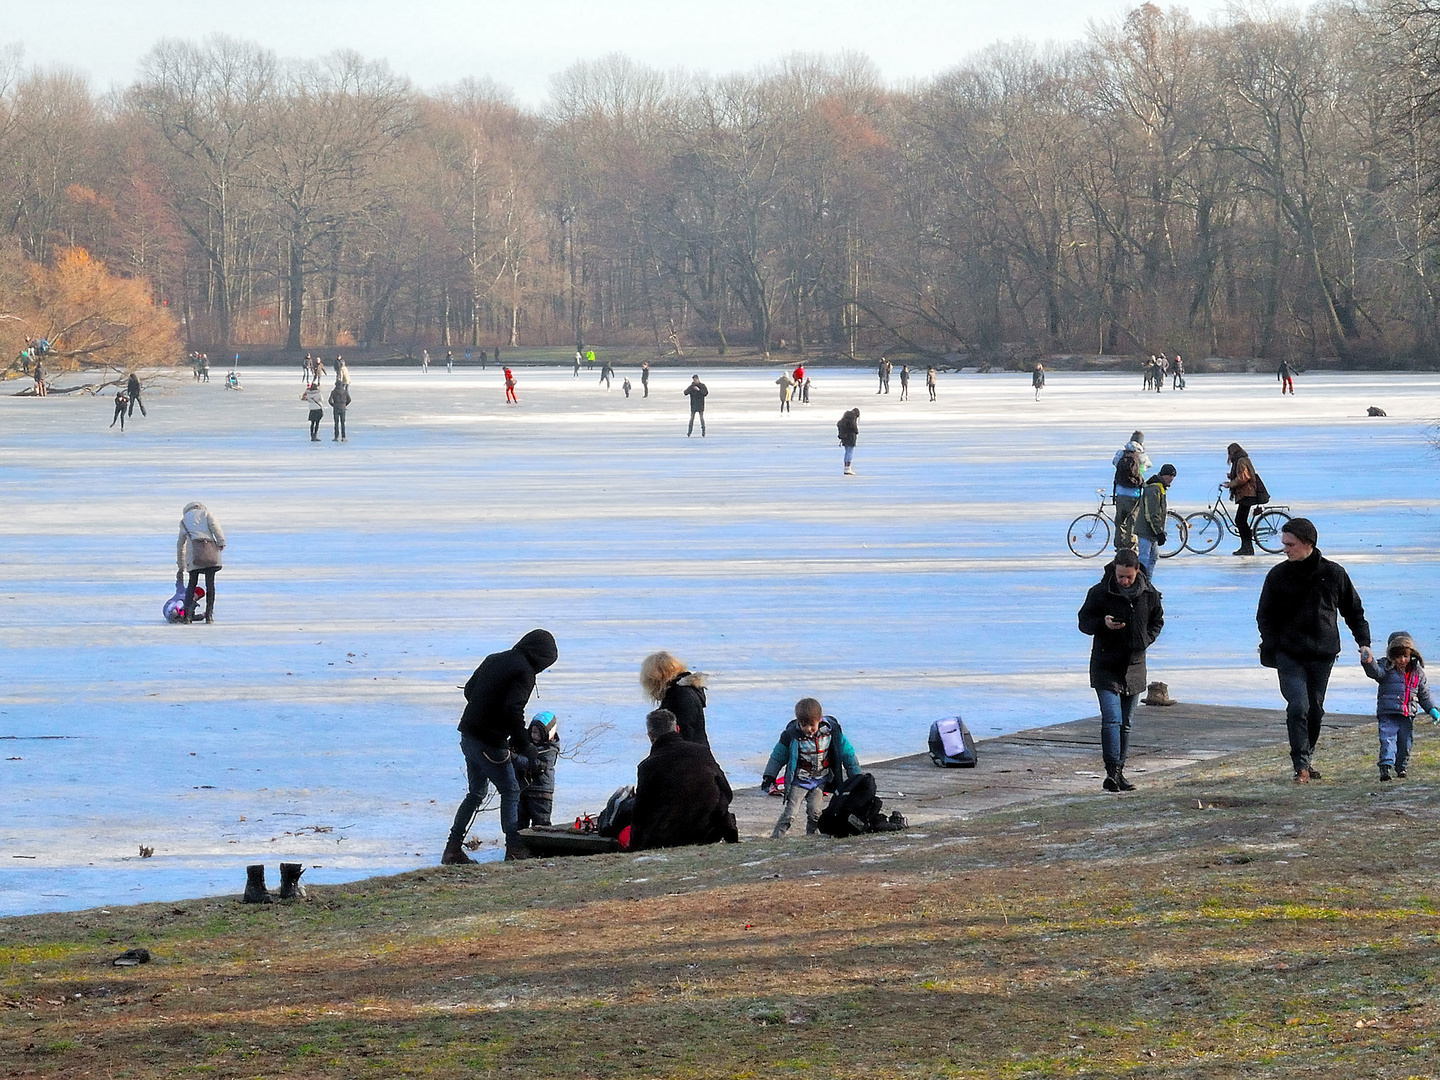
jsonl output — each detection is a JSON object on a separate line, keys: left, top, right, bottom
{"left": 730, "top": 702, "right": 1372, "bottom": 834}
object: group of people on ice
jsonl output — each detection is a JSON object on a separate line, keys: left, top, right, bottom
{"left": 300, "top": 356, "right": 352, "bottom": 441}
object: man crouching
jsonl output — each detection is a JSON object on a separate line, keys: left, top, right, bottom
{"left": 762, "top": 698, "right": 862, "bottom": 838}
{"left": 629, "top": 709, "right": 739, "bottom": 850}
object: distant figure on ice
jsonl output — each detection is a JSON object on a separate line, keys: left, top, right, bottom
{"left": 421, "top": 348, "right": 431, "bottom": 373}
{"left": 684, "top": 374, "right": 707, "bottom": 436}
{"left": 329, "top": 376, "right": 350, "bottom": 441}
{"left": 629, "top": 708, "right": 738, "bottom": 851}
{"left": 776, "top": 370, "right": 795, "bottom": 413}
{"left": 443, "top": 629, "right": 559, "bottom": 863}
{"left": 792, "top": 363, "right": 805, "bottom": 395}
{"left": 30, "top": 356, "right": 46, "bottom": 396}
{"left": 313, "top": 355, "right": 327, "bottom": 382}
{"left": 801, "top": 376, "right": 812, "bottom": 403}
{"left": 926, "top": 366, "right": 937, "bottom": 401}
{"left": 574, "top": 349, "right": 582, "bottom": 377}
{"left": 640, "top": 650, "right": 710, "bottom": 747}
{"left": 1032, "top": 362, "right": 1045, "bottom": 400}
{"left": 877, "top": 356, "right": 891, "bottom": 394}
{"left": 1172, "top": 355, "right": 1185, "bottom": 389}
{"left": 177, "top": 501, "right": 226, "bottom": 624}
{"left": 302, "top": 354, "right": 313, "bottom": 383}
{"left": 126, "top": 372, "right": 147, "bottom": 418}
{"left": 899, "top": 364, "right": 910, "bottom": 400}
{"left": 762, "top": 697, "right": 862, "bottom": 838}
{"left": 504, "top": 367, "right": 518, "bottom": 404}
{"left": 1277, "top": 360, "right": 1296, "bottom": 394}
{"left": 837, "top": 407, "right": 860, "bottom": 475}
{"left": 302, "top": 382, "right": 325, "bottom": 441}
{"left": 622, "top": 377, "right": 632, "bottom": 398}
{"left": 1077, "top": 548, "right": 1164, "bottom": 793}
{"left": 336, "top": 356, "right": 350, "bottom": 386}
{"left": 600, "top": 359, "right": 614, "bottom": 388}
{"left": 110, "top": 389, "right": 130, "bottom": 429}
{"left": 1362, "top": 631, "right": 1439, "bottom": 782}
{"left": 641, "top": 361, "right": 650, "bottom": 397}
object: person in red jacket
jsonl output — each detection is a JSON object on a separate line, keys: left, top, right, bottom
{"left": 504, "top": 367, "right": 518, "bottom": 404}
{"left": 792, "top": 363, "right": 805, "bottom": 389}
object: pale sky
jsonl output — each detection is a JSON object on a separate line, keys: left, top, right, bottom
{"left": 7, "top": 0, "right": 1231, "bottom": 104}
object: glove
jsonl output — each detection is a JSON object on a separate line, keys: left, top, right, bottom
{"left": 761, "top": 776, "right": 776, "bottom": 793}
{"left": 1430, "top": 707, "right": 1440, "bottom": 724}
{"left": 1157, "top": 534, "right": 1167, "bottom": 547}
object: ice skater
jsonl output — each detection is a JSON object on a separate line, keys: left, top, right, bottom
{"left": 504, "top": 367, "right": 518, "bottom": 404}
{"left": 336, "top": 356, "right": 350, "bottom": 385}
{"left": 1172, "top": 355, "right": 1186, "bottom": 389}
{"left": 684, "top": 374, "right": 707, "bottom": 436}
{"left": 801, "top": 376, "right": 812, "bottom": 403}
{"left": 302, "top": 382, "right": 325, "bottom": 441}
{"left": 899, "top": 364, "right": 910, "bottom": 400}
{"left": 641, "top": 361, "right": 650, "bottom": 397}
{"left": 622, "top": 377, "right": 632, "bottom": 398}
{"left": 126, "top": 372, "right": 147, "bottom": 417}
{"left": 926, "top": 366, "right": 937, "bottom": 401}
{"left": 177, "top": 501, "right": 225, "bottom": 624}
{"left": 877, "top": 356, "right": 891, "bottom": 394}
{"left": 837, "top": 407, "right": 859, "bottom": 475}
{"left": 600, "top": 359, "right": 614, "bottom": 389}
{"left": 110, "top": 390, "right": 129, "bottom": 429}
{"left": 313, "top": 355, "right": 327, "bottom": 382}
{"left": 1032, "top": 362, "right": 1045, "bottom": 400}
{"left": 329, "top": 376, "right": 350, "bottom": 441}
{"left": 776, "top": 370, "right": 794, "bottom": 413}
{"left": 446, "top": 350, "right": 453, "bottom": 373}
{"left": 421, "top": 349, "right": 430, "bottom": 373}
{"left": 1362, "top": 632, "right": 1439, "bottom": 782}
{"left": 573, "top": 349, "right": 581, "bottom": 377}
{"left": 1277, "top": 359, "right": 1296, "bottom": 394}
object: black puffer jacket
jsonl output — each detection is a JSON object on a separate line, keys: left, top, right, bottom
{"left": 661, "top": 672, "right": 709, "bottom": 747}
{"left": 1256, "top": 548, "right": 1370, "bottom": 665}
{"left": 1077, "top": 564, "right": 1165, "bottom": 694}
{"left": 457, "top": 629, "right": 558, "bottom": 747}
{"left": 630, "top": 731, "right": 738, "bottom": 850}
{"left": 837, "top": 409, "right": 859, "bottom": 447}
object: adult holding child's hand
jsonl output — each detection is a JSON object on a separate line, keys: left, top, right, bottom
{"left": 1078, "top": 548, "right": 1165, "bottom": 793}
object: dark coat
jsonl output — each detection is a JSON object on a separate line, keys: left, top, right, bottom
{"left": 629, "top": 731, "right": 738, "bottom": 850}
{"left": 660, "top": 672, "right": 709, "bottom": 747}
{"left": 1077, "top": 564, "right": 1165, "bottom": 694}
{"left": 837, "top": 409, "right": 859, "bottom": 447}
{"left": 684, "top": 381, "right": 708, "bottom": 411}
{"left": 1256, "top": 548, "right": 1370, "bottom": 665}
{"left": 456, "top": 630, "right": 558, "bottom": 747}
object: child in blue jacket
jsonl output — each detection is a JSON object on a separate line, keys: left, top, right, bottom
{"left": 1362, "top": 631, "right": 1439, "bottom": 781}
{"left": 761, "top": 698, "right": 862, "bottom": 838}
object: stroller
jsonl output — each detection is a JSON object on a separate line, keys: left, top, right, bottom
{"left": 225, "top": 369, "right": 243, "bottom": 390}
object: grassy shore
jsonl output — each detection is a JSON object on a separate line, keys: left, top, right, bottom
{"left": 3, "top": 725, "right": 1437, "bottom": 1079}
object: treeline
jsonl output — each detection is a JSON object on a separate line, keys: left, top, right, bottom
{"left": 6, "top": 1, "right": 1440, "bottom": 363}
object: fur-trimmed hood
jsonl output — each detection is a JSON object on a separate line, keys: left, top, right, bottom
{"left": 673, "top": 671, "right": 707, "bottom": 691}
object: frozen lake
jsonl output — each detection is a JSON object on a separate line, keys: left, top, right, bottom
{"left": 2, "top": 364, "right": 1437, "bottom": 916}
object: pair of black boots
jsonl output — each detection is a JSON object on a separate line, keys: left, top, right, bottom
{"left": 242, "top": 862, "right": 306, "bottom": 903}
{"left": 1103, "top": 770, "right": 1136, "bottom": 793}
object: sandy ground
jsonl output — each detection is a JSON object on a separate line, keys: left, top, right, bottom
{"left": 2, "top": 364, "right": 1436, "bottom": 915}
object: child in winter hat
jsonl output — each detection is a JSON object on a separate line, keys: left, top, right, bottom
{"left": 1361, "top": 631, "right": 1439, "bottom": 781}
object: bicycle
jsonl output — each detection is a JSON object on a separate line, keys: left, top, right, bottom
{"left": 1182, "top": 485, "right": 1292, "bottom": 555}
{"left": 1068, "top": 488, "right": 1188, "bottom": 559}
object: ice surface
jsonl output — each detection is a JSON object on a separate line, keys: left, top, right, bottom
{"left": 2, "top": 365, "right": 1437, "bottom": 916}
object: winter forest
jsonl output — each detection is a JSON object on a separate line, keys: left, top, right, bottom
{"left": 8, "top": 1, "right": 1440, "bottom": 369}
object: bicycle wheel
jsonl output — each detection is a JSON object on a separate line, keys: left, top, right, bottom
{"left": 1067, "top": 512, "right": 1111, "bottom": 558}
{"left": 1183, "top": 511, "right": 1223, "bottom": 554}
{"left": 1254, "top": 509, "right": 1292, "bottom": 554}
{"left": 1157, "top": 511, "right": 1188, "bottom": 559}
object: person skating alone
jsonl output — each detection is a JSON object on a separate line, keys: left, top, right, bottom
{"left": 838, "top": 407, "right": 860, "bottom": 475}
{"left": 1135, "top": 464, "right": 1177, "bottom": 579}
{"left": 641, "top": 361, "right": 650, "bottom": 397}
{"left": 445, "top": 350, "right": 453, "bottom": 373}
{"left": 442, "top": 629, "right": 559, "bottom": 863}
{"left": 421, "top": 348, "right": 430, "bottom": 373}
{"left": 110, "top": 390, "right": 129, "bottom": 430}
{"left": 877, "top": 356, "right": 891, "bottom": 394}
{"left": 1078, "top": 548, "right": 1165, "bottom": 792}
{"left": 302, "top": 382, "right": 325, "bottom": 441}
{"left": 574, "top": 349, "right": 582, "bottom": 377}
{"left": 1172, "top": 354, "right": 1185, "bottom": 389}
{"left": 761, "top": 698, "right": 862, "bottom": 838}
{"left": 126, "top": 372, "right": 147, "bottom": 418}
{"left": 1111, "top": 431, "right": 1152, "bottom": 552}
{"left": 1256, "top": 518, "right": 1372, "bottom": 784}
{"left": 926, "top": 366, "right": 937, "bottom": 401}
{"left": 177, "top": 501, "right": 225, "bottom": 624}
{"left": 684, "top": 374, "right": 707, "bottom": 436}
{"left": 336, "top": 356, "right": 350, "bottom": 386}
{"left": 1032, "top": 362, "right": 1045, "bottom": 401}
{"left": 622, "top": 377, "right": 632, "bottom": 398}
{"left": 1362, "top": 632, "right": 1439, "bottom": 782}
{"left": 899, "top": 364, "right": 910, "bottom": 400}
{"left": 504, "top": 367, "right": 518, "bottom": 404}
{"left": 1222, "top": 442, "right": 1266, "bottom": 556}
{"left": 328, "top": 377, "right": 351, "bottom": 441}
{"left": 1277, "top": 360, "right": 1296, "bottom": 394}
{"left": 600, "top": 359, "right": 614, "bottom": 389}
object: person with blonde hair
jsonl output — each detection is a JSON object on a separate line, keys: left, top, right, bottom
{"left": 640, "top": 650, "right": 709, "bottom": 747}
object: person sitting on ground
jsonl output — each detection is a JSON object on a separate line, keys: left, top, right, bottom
{"left": 514, "top": 711, "right": 561, "bottom": 829}
{"left": 762, "top": 697, "right": 862, "bottom": 838}
{"left": 640, "top": 650, "right": 710, "bottom": 747}
{"left": 1361, "top": 632, "right": 1438, "bottom": 782}
{"left": 629, "top": 709, "right": 738, "bottom": 850}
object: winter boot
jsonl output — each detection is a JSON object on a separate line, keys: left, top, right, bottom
{"left": 1113, "top": 770, "right": 1137, "bottom": 791}
{"left": 278, "top": 862, "right": 307, "bottom": 900}
{"left": 843, "top": 464, "right": 855, "bottom": 475}
{"left": 1143, "top": 681, "right": 1175, "bottom": 706}
{"left": 440, "top": 838, "right": 475, "bottom": 865}
{"left": 1233, "top": 543, "right": 1255, "bottom": 556}
{"left": 1103, "top": 772, "right": 1120, "bottom": 793}
{"left": 242, "top": 864, "right": 273, "bottom": 904}
{"left": 1379, "top": 765, "right": 1391, "bottom": 782}
{"left": 1396, "top": 765, "right": 1407, "bottom": 778}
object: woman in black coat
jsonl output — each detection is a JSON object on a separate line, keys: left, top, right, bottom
{"left": 1077, "top": 548, "right": 1164, "bottom": 792}
{"left": 640, "top": 650, "right": 709, "bottom": 747}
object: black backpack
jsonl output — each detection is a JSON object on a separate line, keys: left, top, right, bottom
{"left": 817, "top": 773, "right": 907, "bottom": 837}
{"left": 1114, "top": 448, "right": 1143, "bottom": 490}
{"left": 928, "top": 717, "right": 978, "bottom": 768}
{"left": 596, "top": 785, "right": 636, "bottom": 838}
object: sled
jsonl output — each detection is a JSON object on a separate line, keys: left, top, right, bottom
{"left": 514, "top": 824, "right": 621, "bottom": 858}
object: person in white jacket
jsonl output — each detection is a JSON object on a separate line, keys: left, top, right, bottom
{"left": 177, "top": 502, "right": 226, "bottom": 624}
{"left": 302, "top": 383, "right": 325, "bottom": 441}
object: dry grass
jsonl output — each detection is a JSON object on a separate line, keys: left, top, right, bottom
{"left": 3, "top": 726, "right": 1438, "bottom": 1078}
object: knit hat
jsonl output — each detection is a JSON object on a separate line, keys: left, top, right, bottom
{"left": 1386, "top": 632, "right": 1422, "bottom": 664}
{"left": 1281, "top": 517, "right": 1318, "bottom": 546}
{"left": 1158, "top": 463, "right": 1177, "bottom": 477}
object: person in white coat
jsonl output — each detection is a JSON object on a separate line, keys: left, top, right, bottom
{"left": 177, "top": 502, "right": 226, "bottom": 624}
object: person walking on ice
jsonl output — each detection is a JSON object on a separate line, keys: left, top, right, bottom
{"left": 776, "top": 370, "right": 794, "bottom": 413}
{"left": 641, "top": 361, "right": 650, "bottom": 397}
{"left": 837, "top": 407, "right": 859, "bottom": 475}
{"left": 126, "top": 372, "right": 147, "bottom": 418}
{"left": 301, "top": 382, "right": 325, "bottom": 441}
{"left": 1277, "top": 359, "right": 1296, "bottom": 394}
{"left": 684, "top": 374, "right": 707, "bottom": 436}
{"left": 1363, "top": 631, "right": 1439, "bottom": 782}
{"left": 899, "top": 364, "right": 910, "bottom": 400}
{"left": 328, "top": 376, "right": 350, "bottom": 441}
{"left": 504, "top": 367, "right": 518, "bottom": 404}
{"left": 1032, "top": 362, "right": 1045, "bottom": 400}
{"left": 622, "top": 377, "right": 632, "bottom": 398}
{"left": 926, "top": 366, "right": 937, "bottom": 401}
{"left": 762, "top": 698, "right": 862, "bottom": 838}
{"left": 176, "top": 501, "right": 225, "bottom": 624}
{"left": 600, "top": 359, "right": 614, "bottom": 389}
{"left": 1135, "top": 464, "right": 1177, "bottom": 579}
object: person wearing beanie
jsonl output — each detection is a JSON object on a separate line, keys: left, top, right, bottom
{"left": 1110, "top": 431, "right": 1153, "bottom": 551}
{"left": 1135, "top": 464, "right": 1177, "bottom": 578}
{"left": 1256, "top": 518, "right": 1372, "bottom": 783}
{"left": 1362, "top": 632, "right": 1439, "bottom": 781}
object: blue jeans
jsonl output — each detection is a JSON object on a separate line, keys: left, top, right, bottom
{"left": 448, "top": 734, "right": 521, "bottom": 847}
{"left": 843, "top": 445, "right": 854, "bottom": 466}
{"left": 1275, "top": 652, "right": 1334, "bottom": 772}
{"left": 771, "top": 781, "right": 824, "bottom": 837}
{"left": 1097, "top": 689, "right": 1136, "bottom": 773}
{"left": 1138, "top": 538, "right": 1159, "bottom": 578}
{"left": 1377, "top": 715, "right": 1414, "bottom": 771}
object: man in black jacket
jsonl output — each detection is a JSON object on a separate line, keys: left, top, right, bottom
{"left": 630, "top": 709, "right": 738, "bottom": 850}
{"left": 684, "top": 375, "right": 707, "bottom": 436}
{"left": 1256, "top": 518, "right": 1371, "bottom": 782}
{"left": 442, "top": 629, "right": 558, "bottom": 863}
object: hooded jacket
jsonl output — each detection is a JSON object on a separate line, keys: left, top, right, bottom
{"left": 1361, "top": 651, "right": 1434, "bottom": 722}
{"left": 837, "top": 409, "right": 859, "bottom": 447}
{"left": 1077, "top": 562, "right": 1165, "bottom": 694}
{"left": 457, "top": 630, "right": 559, "bottom": 747}
{"left": 1135, "top": 476, "right": 1170, "bottom": 542}
{"left": 630, "top": 730, "right": 738, "bottom": 850}
{"left": 176, "top": 502, "right": 226, "bottom": 573}
{"left": 1111, "top": 440, "right": 1152, "bottom": 497}
{"left": 1256, "top": 549, "right": 1370, "bottom": 665}
{"left": 302, "top": 385, "right": 324, "bottom": 412}
{"left": 661, "top": 672, "right": 709, "bottom": 747}
{"left": 762, "top": 715, "right": 862, "bottom": 792}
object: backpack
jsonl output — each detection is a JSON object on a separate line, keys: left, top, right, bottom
{"left": 817, "top": 773, "right": 907, "bottom": 837}
{"left": 596, "top": 785, "right": 636, "bottom": 838}
{"left": 1114, "top": 448, "right": 1143, "bottom": 490}
{"left": 928, "top": 717, "right": 978, "bottom": 768}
